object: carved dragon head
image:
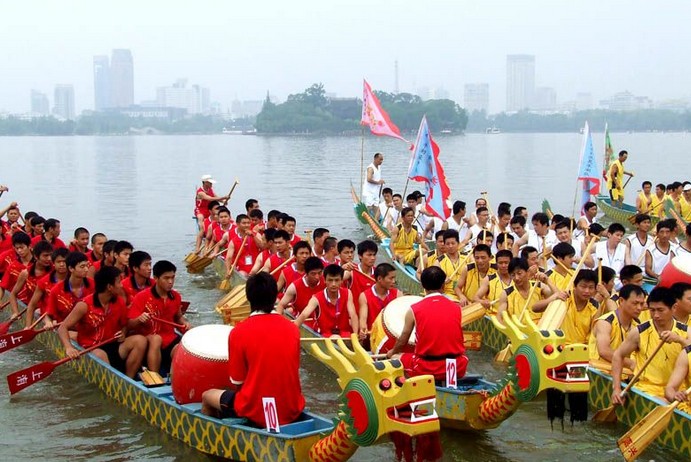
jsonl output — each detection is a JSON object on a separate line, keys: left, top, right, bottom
{"left": 309, "top": 335, "right": 439, "bottom": 446}
{"left": 490, "top": 313, "right": 590, "bottom": 401}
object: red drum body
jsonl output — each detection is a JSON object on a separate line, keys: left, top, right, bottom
{"left": 369, "top": 295, "right": 420, "bottom": 354}
{"left": 171, "top": 324, "right": 232, "bottom": 404}
{"left": 658, "top": 255, "right": 691, "bottom": 288}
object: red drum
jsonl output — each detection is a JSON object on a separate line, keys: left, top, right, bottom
{"left": 171, "top": 324, "right": 232, "bottom": 404}
{"left": 658, "top": 255, "right": 691, "bottom": 288}
{"left": 369, "top": 295, "right": 420, "bottom": 354}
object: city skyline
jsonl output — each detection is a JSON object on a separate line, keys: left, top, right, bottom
{"left": 3, "top": 1, "right": 691, "bottom": 114}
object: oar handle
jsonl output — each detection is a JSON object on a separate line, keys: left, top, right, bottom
{"left": 446, "top": 253, "right": 470, "bottom": 282}
{"left": 222, "top": 179, "right": 239, "bottom": 205}
{"left": 566, "top": 235, "right": 599, "bottom": 291}
{"left": 620, "top": 339, "right": 666, "bottom": 396}
{"left": 151, "top": 316, "right": 186, "bottom": 331}
{"left": 517, "top": 282, "right": 540, "bottom": 322}
{"left": 269, "top": 256, "right": 296, "bottom": 276}
{"left": 57, "top": 335, "right": 119, "bottom": 366}
{"left": 371, "top": 353, "right": 388, "bottom": 360}
{"left": 353, "top": 267, "right": 376, "bottom": 282}
{"left": 1, "top": 300, "right": 10, "bottom": 309}
{"left": 28, "top": 313, "right": 47, "bottom": 330}
{"left": 227, "top": 235, "right": 249, "bottom": 278}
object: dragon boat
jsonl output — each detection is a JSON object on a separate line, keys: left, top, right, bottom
{"left": 351, "top": 185, "right": 390, "bottom": 241}
{"left": 28, "top": 329, "right": 439, "bottom": 462}
{"left": 588, "top": 366, "right": 691, "bottom": 458}
{"left": 595, "top": 195, "right": 660, "bottom": 227}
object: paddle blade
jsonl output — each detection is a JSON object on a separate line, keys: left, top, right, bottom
{"left": 0, "top": 328, "right": 39, "bottom": 355}
{"left": 537, "top": 299, "right": 567, "bottom": 331}
{"left": 617, "top": 403, "right": 677, "bottom": 461}
{"left": 181, "top": 301, "right": 190, "bottom": 314}
{"left": 7, "top": 361, "right": 57, "bottom": 395}
{"left": 218, "top": 278, "right": 231, "bottom": 291}
{"left": 494, "top": 344, "right": 512, "bottom": 364}
{"left": 183, "top": 253, "right": 198, "bottom": 263}
{"left": 461, "top": 303, "right": 486, "bottom": 327}
{"left": 591, "top": 405, "right": 618, "bottom": 423}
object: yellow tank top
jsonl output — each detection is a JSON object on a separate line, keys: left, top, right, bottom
{"left": 635, "top": 320, "right": 688, "bottom": 398}
{"left": 463, "top": 263, "right": 496, "bottom": 301}
{"left": 588, "top": 311, "right": 638, "bottom": 363}
{"left": 546, "top": 268, "right": 571, "bottom": 291}
{"left": 394, "top": 224, "right": 417, "bottom": 254}
{"left": 680, "top": 196, "right": 691, "bottom": 221}
{"left": 426, "top": 250, "right": 442, "bottom": 269}
{"left": 679, "top": 345, "right": 691, "bottom": 414}
{"left": 561, "top": 297, "right": 598, "bottom": 344}
{"left": 488, "top": 274, "right": 512, "bottom": 302}
{"left": 610, "top": 159, "right": 624, "bottom": 188}
{"left": 439, "top": 254, "right": 463, "bottom": 300}
{"left": 638, "top": 191, "right": 653, "bottom": 213}
{"left": 505, "top": 282, "right": 543, "bottom": 323}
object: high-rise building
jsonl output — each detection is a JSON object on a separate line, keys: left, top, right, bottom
{"left": 53, "top": 85, "right": 75, "bottom": 119}
{"left": 464, "top": 83, "right": 489, "bottom": 113}
{"left": 93, "top": 55, "right": 110, "bottom": 110}
{"left": 506, "top": 54, "right": 535, "bottom": 112}
{"left": 110, "top": 49, "right": 134, "bottom": 108}
{"left": 156, "top": 79, "right": 210, "bottom": 115}
{"left": 30, "top": 90, "right": 50, "bottom": 115}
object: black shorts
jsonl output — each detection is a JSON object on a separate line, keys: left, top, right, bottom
{"left": 219, "top": 389, "right": 239, "bottom": 419}
{"left": 159, "top": 335, "right": 181, "bottom": 376}
{"left": 99, "top": 341, "right": 126, "bottom": 373}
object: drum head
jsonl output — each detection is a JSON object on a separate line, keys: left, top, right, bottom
{"left": 180, "top": 324, "right": 233, "bottom": 361}
{"left": 382, "top": 295, "right": 421, "bottom": 345}
{"left": 672, "top": 254, "right": 691, "bottom": 277}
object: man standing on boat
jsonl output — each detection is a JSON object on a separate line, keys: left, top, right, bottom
{"left": 607, "top": 150, "right": 634, "bottom": 207}
{"left": 194, "top": 175, "right": 229, "bottom": 229}
{"left": 362, "top": 152, "right": 385, "bottom": 217}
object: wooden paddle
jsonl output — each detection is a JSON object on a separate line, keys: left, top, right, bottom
{"left": 635, "top": 237, "right": 656, "bottom": 268}
{"left": 222, "top": 178, "right": 240, "bottom": 206}
{"left": 186, "top": 247, "right": 227, "bottom": 274}
{"left": 444, "top": 253, "right": 471, "bottom": 284}
{"left": 628, "top": 201, "right": 664, "bottom": 225}
{"left": 494, "top": 283, "right": 539, "bottom": 363}
{"left": 219, "top": 235, "right": 249, "bottom": 291}
{"left": 0, "top": 315, "right": 54, "bottom": 355}
{"left": 140, "top": 367, "right": 165, "bottom": 386}
{"left": 0, "top": 307, "right": 28, "bottom": 335}
{"left": 151, "top": 316, "right": 188, "bottom": 332}
{"left": 538, "top": 235, "right": 599, "bottom": 331}
{"left": 0, "top": 300, "right": 10, "bottom": 311}
{"left": 617, "top": 385, "right": 691, "bottom": 461}
{"left": 622, "top": 173, "right": 634, "bottom": 190}
{"left": 7, "top": 335, "right": 118, "bottom": 395}
{"left": 181, "top": 300, "right": 191, "bottom": 314}
{"left": 593, "top": 339, "right": 665, "bottom": 423}
{"left": 461, "top": 300, "right": 498, "bottom": 326}
{"left": 216, "top": 256, "right": 295, "bottom": 311}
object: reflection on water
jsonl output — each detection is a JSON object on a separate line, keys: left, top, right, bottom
{"left": 0, "top": 133, "right": 684, "bottom": 461}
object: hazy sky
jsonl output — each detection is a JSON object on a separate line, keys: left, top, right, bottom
{"left": 2, "top": 0, "right": 690, "bottom": 114}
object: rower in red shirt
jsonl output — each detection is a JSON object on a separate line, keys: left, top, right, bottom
{"left": 0, "top": 203, "right": 22, "bottom": 252}
{"left": 112, "top": 240, "right": 133, "bottom": 280}
{"left": 127, "top": 260, "right": 190, "bottom": 374}
{"left": 121, "top": 250, "right": 153, "bottom": 305}
{"left": 87, "top": 233, "right": 107, "bottom": 265}
{"left": 311, "top": 228, "right": 330, "bottom": 257}
{"left": 7, "top": 240, "right": 53, "bottom": 317}
{"left": 27, "top": 215, "right": 45, "bottom": 239}
{"left": 250, "top": 228, "right": 276, "bottom": 275}
{"left": 320, "top": 237, "right": 340, "bottom": 265}
{"left": 344, "top": 240, "right": 378, "bottom": 302}
{"left": 202, "top": 272, "right": 306, "bottom": 427}
{"left": 208, "top": 206, "right": 235, "bottom": 251}
{"left": 279, "top": 214, "right": 302, "bottom": 247}
{"left": 45, "top": 252, "right": 95, "bottom": 329}
{"left": 88, "top": 239, "right": 117, "bottom": 277}
{"left": 0, "top": 232, "right": 35, "bottom": 308}
{"left": 277, "top": 241, "right": 312, "bottom": 292}
{"left": 30, "top": 218, "right": 66, "bottom": 249}
{"left": 296, "top": 264, "right": 358, "bottom": 338}
{"left": 358, "top": 262, "right": 401, "bottom": 340}
{"left": 217, "top": 214, "right": 262, "bottom": 276}
{"left": 248, "top": 209, "right": 266, "bottom": 235}
{"left": 68, "top": 227, "right": 90, "bottom": 254}
{"left": 24, "top": 248, "right": 69, "bottom": 328}
{"left": 257, "top": 230, "right": 292, "bottom": 280}
{"left": 194, "top": 200, "right": 220, "bottom": 255}
{"left": 194, "top": 175, "right": 229, "bottom": 229}
{"left": 388, "top": 266, "right": 468, "bottom": 380}
{"left": 57, "top": 266, "right": 147, "bottom": 379}
{"left": 276, "top": 257, "right": 325, "bottom": 328}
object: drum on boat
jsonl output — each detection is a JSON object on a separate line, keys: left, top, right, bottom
{"left": 171, "top": 324, "right": 232, "bottom": 404}
{"left": 658, "top": 255, "right": 691, "bottom": 288}
{"left": 369, "top": 295, "right": 420, "bottom": 354}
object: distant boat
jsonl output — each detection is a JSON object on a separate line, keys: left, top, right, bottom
{"left": 440, "top": 129, "right": 453, "bottom": 134}
{"left": 222, "top": 128, "right": 257, "bottom": 135}
{"left": 485, "top": 127, "right": 500, "bottom": 134}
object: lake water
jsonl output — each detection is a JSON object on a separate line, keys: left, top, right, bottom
{"left": 0, "top": 132, "right": 687, "bottom": 461}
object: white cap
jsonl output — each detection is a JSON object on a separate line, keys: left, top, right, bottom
{"left": 201, "top": 174, "right": 216, "bottom": 184}
{"left": 684, "top": 183, "right": 691, "bottom": 192}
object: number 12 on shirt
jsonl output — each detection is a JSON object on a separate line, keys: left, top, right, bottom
{"left": 262, "top": 397, "right": 281, "bottom": 433}
{"left": 446, "top": 359, "right": 457, "bottom": 389}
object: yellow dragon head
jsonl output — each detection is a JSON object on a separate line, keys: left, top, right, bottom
{"left": 309, "top": 335, "right": 439, "bottom": 446}
{"left": 490, "top": 313, "right": 590, "bottom": 401}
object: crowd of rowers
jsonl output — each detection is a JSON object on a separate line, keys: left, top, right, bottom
{"left": 0, "top": 200, "right": 190, "bottom": 381}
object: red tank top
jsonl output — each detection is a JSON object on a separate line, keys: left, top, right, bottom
{"left": 410, "top": 294, "right": 465, "bottom": 378}
{"left": 363, "top": 286, "right": 399, "bottom": 329}
{"left": 230, "top": 231, "right": 260, "bottom": 273}
{"left": 268, "top": 253, "right": 290, "bottom": 282}
{"left": 194, "top": 186, "right": 216, "bottom": 218}
{"left": 314, "top": 287, "right": 351, "bottom": 336}
{"left": 349, "top": 264, "right": 375, "bottom": 302}
{"left": 281, "top": 263, "right": 304, "bottom": 288}
{"left": 47, "top": 278, "right": 95, "bottom": 322}
{"left": 76, "top": 294, "right": 128, "bottom": 348}
{"left": 36, "top": 272, "right": 62, "bottom": 312}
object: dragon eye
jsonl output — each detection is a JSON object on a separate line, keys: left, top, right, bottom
{"left": 394, "top": 376, "right": 405, "bottom": 387}
{"left": 557, "top": 344, "right": 564, "bottom": 352}
{"left": 379, "top": 379, "right": 392, "bottom": 391}
{"left": 543, "top": 345, "right": 554, "bottom": 355}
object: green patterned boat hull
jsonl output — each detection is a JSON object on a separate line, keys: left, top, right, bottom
{"left": 595, "top": 194, "right": 660, "bottom": 227}
{"left": 588, "top": 367, "right": 691, "bottom": 458}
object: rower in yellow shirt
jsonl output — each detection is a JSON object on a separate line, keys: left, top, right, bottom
{"left": 611, "top": 287, "right": 691, "bottom": 403}
{"left": 433, "top": 230, "right": 466, "bottom": 300}
{"left": 635, "top": 181, "right": 655, "bottom": 214}
{"left": 545, "top": 242, "right": 574, "bottom": 291}
{"left": 455, "top": 244, "right": 495, "bottom": 305}
{"left": 473, "top": 249, "right": 513, "bottom": 314}
{"left": 389, "top": 207, "right": 426, "bottom": 265}
{"left": 560, "top": 270, "right": 600, "bottom": 344}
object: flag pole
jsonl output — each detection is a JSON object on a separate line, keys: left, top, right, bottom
{"left": 571, "top": 122, "right": 587, "bottom": 218}
{"left": 359, "top": 126, "right": 365, "bottom": 199}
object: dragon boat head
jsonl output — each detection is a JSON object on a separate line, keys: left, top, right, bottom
{"left": 491, "top": 313, "right": 590, "bottom": 401}
{"left": 309, "top": 336, "right": 439, "bottom": 446}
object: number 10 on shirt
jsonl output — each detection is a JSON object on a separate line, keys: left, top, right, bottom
{"left": 262, "top": 397, "right": 281, "bottom": 433}
{"left": 446, "top": 359, "right": 457, "bottom": 389}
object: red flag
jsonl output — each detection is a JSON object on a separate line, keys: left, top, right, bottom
{"left": 361, "top": 79, "right": 408, "bottom": 143}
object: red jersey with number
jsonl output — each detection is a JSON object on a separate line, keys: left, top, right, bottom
{"left": 46, "top": 278, "right": 95, "bottom": 322}
{"left": 128, "top": 287, "right": 182, "bottom": 348}
{"left": 228, "top": 313, "right": 305, "bottom": 427}
{"left": 281, "top": 263, "right": 304, "bottom": 289}
{"left": 30, "top": 234, "right": 66, "bottom": 249}
{"left": 194, "top": 186, "right": 216, "bottom": 218}
{"left": 76, "top": 294, "right": 128, "bottom": 348}
{"left": 363, "top": 286, "right": 400, "bottom": 330}
{"left": 313, "top": 287, "right": 352, "bottom": 336}
{"left": 0, "top": 257, "right": 34, "bottom": 291}
{"left": 35, "top": 272, "right": 64, "bottom": 312}
{"left": 409, "top": 294, "right": 466, "bottom": 379}
{"left": 230, "top": 231, "right": 260, "bottom": 274}
{"left": 121, "top": 275, "right": 154, "bottom": 306}
{"left": 348, "top": 264, "right": 375, "bottom": 302}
